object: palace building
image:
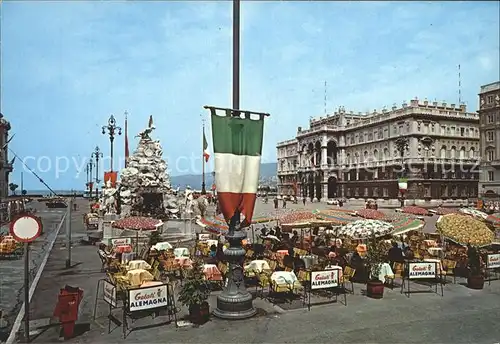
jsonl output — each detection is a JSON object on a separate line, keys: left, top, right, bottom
{"left": 478, "top": 81, "right": 500, "bottom": 198}
{"left": 277, "top": 98, "right": 480, "bottom": 202}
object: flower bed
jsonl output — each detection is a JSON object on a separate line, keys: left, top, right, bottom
{"left": 402, "top": 206, "right": 429, "bottom": 216}
{"left": 112, "top": 216, "right": 162, "bottom": 230}
{"left": 433, "top": 207, "right": 459, "bottom": 215}
{"left": 356, "top": 209, "right": 386, "bottom": 220}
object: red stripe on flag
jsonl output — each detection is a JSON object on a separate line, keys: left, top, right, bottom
{"left": 217, "top": 192, "right": 257, "bottom": 227}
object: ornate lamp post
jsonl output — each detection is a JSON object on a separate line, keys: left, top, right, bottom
{"left": 86, "top": 159, "right": 94, "bottom": 197}
{"left": 395, "top": 137, "right": 410, "bottom": 208}
{"left": 102, "top": 115, "right": 122, "bottom": 172}
{"left": 91, "top": 146, "right": 103, "bottom": 199}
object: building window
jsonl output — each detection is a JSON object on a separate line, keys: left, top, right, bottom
{"left": 488, "top": 95, "right": 494, "bottom": 103}
{"left": 460, "top": 128, "right": 465, "bottom": 136}
{"left": 487, "top": 149, "right": 494, "bottom": 161}
{"left": 488, "top": 171, "right": 494, "bottom": 181}
{"left": 487, "top": 131, "right": 494, "bottom": 141}
{"left": 488, "top": 115, "right": 494, "bottom": 123}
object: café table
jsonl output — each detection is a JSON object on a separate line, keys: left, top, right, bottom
{"left": 270, "top": 271, "right": 301, "bottom": 293}
{"left": 203, "top": 264, "right": 223, "bottom": 281}
{"left": 140, "top": 280, "right": 163, "bottom": 288}
{"left": 428, "top": 247, "right": 444, "bottom": 257}
{"left": 375, "top": 263, "right": 394, "bottom": 283}
{"left": 114, "top": 245, "right": 132, "bottom": 254}
{"left": 175, "top": 257, "right": 193, "bottom": 267}
{"left": 244, "top": 260, "right": 271, "bottom": 273}
{"left": 127, "top": 260, "right": 151, "bottom": 271}
{"left": 126, "top": 269, "right": 154, "bottom": 287}
{"left": 153, "top": 242, "right": 173, "bottom": 251}
{"left": 174, "top": 247, "right": 189, "bottom": 258}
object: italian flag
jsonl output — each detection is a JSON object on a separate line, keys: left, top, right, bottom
{"left": 203, "top": 130, "right": 210, "bottom": 162}
{"left": 211, "top": 113, "right": 264, "bottom": 227}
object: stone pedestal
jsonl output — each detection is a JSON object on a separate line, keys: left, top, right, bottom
{"left": 213, "top": 215, "right": 256, "bottom": 320}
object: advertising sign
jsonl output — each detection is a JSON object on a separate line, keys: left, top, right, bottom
{"left": 103, "top": 280, "right": 117, "bottom": 307}
{"left": 198, "top": 234, "right": 211, "bottom": 242}
{"left": 486, "top": 254, "right": 500, "bottom": 269}
{"left": 408, "top": 262, "right": 436, "bottom": 279}
{"left": 128, "top": 284, "right": 169, "bottom": 312}
{"left": 110, "top": 237, "right": 133, "bottom": 246}
{"left": 311, "top": 270, "right": 339, "bottom": 289}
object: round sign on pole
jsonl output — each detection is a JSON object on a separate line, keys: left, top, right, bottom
{"left": 9, "top": 214, "right": 43, "bottom": 243}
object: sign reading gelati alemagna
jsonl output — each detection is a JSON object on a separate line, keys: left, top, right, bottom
{"left": 487, "top": 254, "right": 500, "bottom": 269}
{"left": 128, "top": 285, "right": 168, "bottom": 312}
{"left": 103, "top": 280, "right": 117, "bottom": 307}
{"left": 110, "top": 237, "right": 133, "bottom": 246}
{"left": 311, "top": 270, "right": 339, "bottom": 289}
{"left": 408, "top": 262, "right": 436, "bottom": 279}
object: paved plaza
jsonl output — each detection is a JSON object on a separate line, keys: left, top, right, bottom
{"left": 4, "top": 199, "right": 499, "bottom": 343}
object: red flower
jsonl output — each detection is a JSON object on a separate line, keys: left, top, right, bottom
{"left": 402, "top": 206, "right": 429, "bottom": 216}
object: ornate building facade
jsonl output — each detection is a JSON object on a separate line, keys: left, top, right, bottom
{"left": 277, "top": 98, "right": 480, "bottom": 201}
{"left": 478, "top": 81, "right": 500, "bottom": 197}
{"left": 0, "top": 114, "right": 13, "bottom": 199}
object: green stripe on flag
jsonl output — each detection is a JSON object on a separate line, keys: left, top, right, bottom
{"left": 211, "top": 114, "right": 264, "bottom": 156}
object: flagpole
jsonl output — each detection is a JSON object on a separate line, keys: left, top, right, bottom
{"left": 124, "top": 111, "right": 129, "bottom": 168}
{"left": 201, "top": 117, "right": 206, "bottom": 195}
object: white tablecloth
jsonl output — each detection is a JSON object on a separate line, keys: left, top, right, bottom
{"left": 153, "top": 242, "right": 172, "bottom": 251}
{"left": 174, "top": 247, "right": 189, "bottom": 258}
{"left": 244, "top": 260, "right": 271, "bottom": 273}
{"left": 271, "top": 271, "right": 298, "bottom": 284}
{"left": 127, "top": 260, "right": 151, "bottom": 271}
{"left": 375, "top": 263, "right": 394, "bottom": 283}
{"left": 427, "top": 247, "right": 443, "bottom": 257}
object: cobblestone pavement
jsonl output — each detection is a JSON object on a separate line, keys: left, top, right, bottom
{"left": 0, "top": 202, "right": 66, "bottom": 340}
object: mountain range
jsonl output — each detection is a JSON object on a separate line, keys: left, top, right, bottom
{"left": 170, "top": 162, "right": 278, "bottom": 190}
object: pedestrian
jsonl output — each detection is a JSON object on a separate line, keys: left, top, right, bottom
{"left": 274, "top": 197, "right": 279, "bottom": 209}
{"left": 282, "top": 198, "right": 287, "bottom": 208}
{"left": 302, "top": 197, "right": 306, "bottom": 206}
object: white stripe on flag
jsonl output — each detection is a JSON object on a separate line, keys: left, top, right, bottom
{"left": 214, "top": 153, "right": 260, "bottom": 193}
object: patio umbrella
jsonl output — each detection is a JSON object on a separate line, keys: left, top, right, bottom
{"left": 459, "top": 208, "right": 488, "bottom": 220}
{"left": 338, "top": 219, "right": 394, "bottom": 239}
{"left": 112, "top": 216, "right": 163, "bottom": 253}
{"left": 391, "top": 217, "right": 425, "bottom": 236}
{"left": 196, "top": 216, "right": 228, "bottom": 235}
{"left": 263, "top": 235, "right": 280, "bottom": 242}
{"left": 401, "top": 206, "right": 430, "bottom": 216}
{"left": 436, "top": 214, "right": 494, "bottom": 247}
{"left": 486, "top": 213, "right": 500, "bottom": 226}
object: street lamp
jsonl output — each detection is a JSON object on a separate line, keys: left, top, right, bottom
{"left": 91, "top": 146, "right": 103, "bottom": 199}
{"left": 102, "top": 115, "right": 122, "bottom": 172}
{"left": 85, "top": 159, "right": 94, "bottom": 197}
{"left": 395, "top": 137, "right": 409, "bottom": 207}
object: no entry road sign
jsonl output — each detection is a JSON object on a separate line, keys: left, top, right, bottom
{"left": 9, "top": 213, "right": 43, "bottom": 243}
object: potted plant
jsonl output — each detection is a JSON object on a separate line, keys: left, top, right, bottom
{"left": 177, "top": 258, "right": 211, "bottom": 324}
{"left": 364, "top": 233, "right": 386, "bottom": 299}
{"left": 466, "top": 244, "right": 485, "bottom": 290}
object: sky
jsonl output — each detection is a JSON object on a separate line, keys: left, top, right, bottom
{"left": 2, "top": 1, "right": 499, "bottom": 190}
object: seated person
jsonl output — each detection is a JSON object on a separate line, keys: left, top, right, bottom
{"left": 209, "top": 244, "right": 217, "bottom": 258}
{"left": 293, "top": 254, "right": 306, "bottom": 273}
{"left": 350, "top": 251, "right": 368, "bottom": 283}
{"left": 283, "top": 247, "right": 295, "bottom": 270}
{"left": 403, "top": 246, "right": 415, "bottom": 260}
{"left": 98, "top": 244, "right": 114, "bottom": 259}
{"left": 388, "top": 242, "right": 404, "bottom": 265}
{"left": 290, "top": 231, "right": 299, "bottom": 245}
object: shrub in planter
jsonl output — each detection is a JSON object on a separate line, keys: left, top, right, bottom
{"left": 365, "top": 233, "right": 386, "bottom": 299}
{"left": 178, "top": 258, "right": 211, "bottom": 324}
{"left": 466, "top": 244, "right": 485, "bottom": 290}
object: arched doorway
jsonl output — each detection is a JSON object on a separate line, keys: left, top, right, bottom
{"left": 328, "top": 176, "right": 337, "bottom": 199}
{"left": 315, "top": 172, "right": 322, "bottom": 200}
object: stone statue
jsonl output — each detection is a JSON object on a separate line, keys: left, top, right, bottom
{"left": 136, "top": 125, "right": 156, "bottom": 141}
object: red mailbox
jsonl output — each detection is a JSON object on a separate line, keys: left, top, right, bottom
{"left": 53, "top": 285, "right": 83, "bottom": 339}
